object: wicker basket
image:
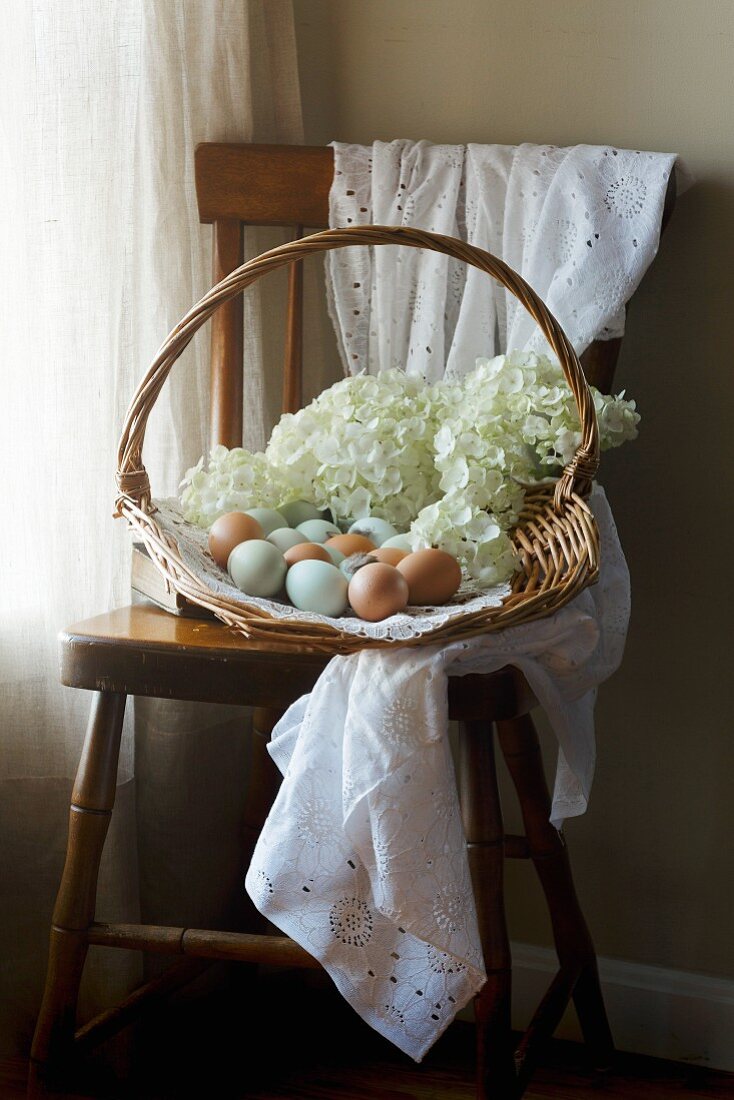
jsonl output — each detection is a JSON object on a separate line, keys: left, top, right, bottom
{"left": 115, "top": 226, "right": 600, "bottom": 654}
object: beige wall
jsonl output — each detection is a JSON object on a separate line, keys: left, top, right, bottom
{"left": 294, "top": 0, "right": 734, "bottom": 980}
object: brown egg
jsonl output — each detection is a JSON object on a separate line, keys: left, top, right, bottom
{"left": 283, "top": 542, "right": 332, "bottom": 566}
{"left": 348, "top": 562, "right": 409, "bottom": 622}
{"left": 208, "top": 512, "right": 264, "bottom": 570}
{"left": 325, "top": 532, "right": 376, "bottom": 556}
{"left": 371, "top": 546, "right": 408, "bottom": 566}
{"left": 396, "top": 548, "right": 462, "bottom": 606}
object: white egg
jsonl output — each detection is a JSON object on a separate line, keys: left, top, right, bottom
{"left": 267, "top": 527, "right": 309, "bottom": 552}
{"left": 278, "top": 500, "right": 324, "bottom": 528}
{"left": 244, "top": 507, "right": 287, "bottom": 537}
{"left": 227, "top": 539, "right": 287, "bottom": 597}
{"left": 295, "top": 518, "right": 341, "bottom": 543}
{"left": 381, "top": 533, "right": 414, "bottom": 552}
{"left": 323, "top": 544, "right": 346, "bottom": 566}
{"left": 285, "top": 559, "right": 348, "bottom": 617}
{"left": 348, "top": 517, "right": 399, "bottom": 546}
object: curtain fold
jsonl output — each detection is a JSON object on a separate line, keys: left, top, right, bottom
{"left": 0, "top": 0, "right": 303, "bottom": 1056}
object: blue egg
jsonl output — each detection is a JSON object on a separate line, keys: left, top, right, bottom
{"left": 244, "top": 507, "right": 287, "bottom": 537}
{"left": 285, "top": 559, "right": 348, "bottom": 617}
{"left": 295, "top": 518, "right": 341, "bottom": 544}
{"left": 323, "top": 544, "right": 346, "bottom": 566}
{"left": 228, "top": 540, "right": 287, "bottom": 597}
{"left": 267, "top": 527, "right": 309, "bottom": 552}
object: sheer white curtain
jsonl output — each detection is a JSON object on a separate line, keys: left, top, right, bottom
{"left": 0, "top": 0, "right": 302, "bottom": 1055}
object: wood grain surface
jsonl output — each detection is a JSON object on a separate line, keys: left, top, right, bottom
{"left": 59, "top": 602, "right": 537, "bottom": 717}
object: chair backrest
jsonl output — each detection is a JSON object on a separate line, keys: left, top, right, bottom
{"left": 195, "top": 142, "right": 675, "bottom": 449}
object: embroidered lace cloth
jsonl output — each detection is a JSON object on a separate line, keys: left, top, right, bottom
{"left": 247, "top": 488, "right": 627, "bottom": 1061}
{"left": 326, "top": 139, "right": 681, "bottom": 378}
{"left": 245, "top": 141, "right": 682, "bottom": 1059}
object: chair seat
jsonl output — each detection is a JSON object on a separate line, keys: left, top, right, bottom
{"left": 60, "top": 601, "right": 537, "bottom": 719}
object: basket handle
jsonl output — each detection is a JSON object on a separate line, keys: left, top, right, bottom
{"left": 116, "top": 225, "right": 599, "bottom": 517}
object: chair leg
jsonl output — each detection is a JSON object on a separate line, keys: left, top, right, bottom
{"left": 29, "top": 691, "right": 127, "bottom": 1094}
{"left": 496, "top": 715, "right": 615, "bottom": 1071}
{"left": 458, "top": 720, "right": 518, "bottom": 1100}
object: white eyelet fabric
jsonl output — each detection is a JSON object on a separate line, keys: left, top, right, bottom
{"left": 326, "top": 140, "right": 682, "bottom": 376}
{"left": 246, "top": 139, "right": 685, "bottom": 1059}
{"left": 247, "top": 488, "right": 631, "bottom": 1060}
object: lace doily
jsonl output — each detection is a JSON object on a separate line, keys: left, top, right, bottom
{"left": 153, "top": 498, "right": 510, "bottom": 642}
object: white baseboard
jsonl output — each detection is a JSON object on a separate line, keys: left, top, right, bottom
{"left": 508, "top": 941, "right": 734, "bottom": 1071}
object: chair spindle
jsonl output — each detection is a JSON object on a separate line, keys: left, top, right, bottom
{"left": 210, "top": 217, "right": 244, "bottom": 448}
{"left": 282, "top": 225, "right": 304, "bottom": 414}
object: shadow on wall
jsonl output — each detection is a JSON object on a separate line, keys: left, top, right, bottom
{"left": 548, "top": 176, "right": 734, "bottom": 978}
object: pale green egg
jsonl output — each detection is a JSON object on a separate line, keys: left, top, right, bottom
{"left": 228, "top": 539, "right": 286, "bottom": 597}
{"left": 244, "top": 507, "right": 287, "bottom": 537}
{"left": 267, "top": 527, "right": 309, "bottom": 552}
{"left": 323, "top": 544, "right": 346, "bottom": 567}
{"left": 348, "top": 517, "right": 400, "bottom": 546}
{"left": 381, "top": 533, "right": 413, "bottom": 552}
{"left": 295, "top": 518, "right": 341, "bottom": 543}
{"left": 278, "top": 500, "right": 323, "bottom": 527}
{"left": 285, "top": 559, "right": 348, "bottom": 617}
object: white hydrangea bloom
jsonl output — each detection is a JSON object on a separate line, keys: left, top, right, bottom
{"left": 179, "top": 446, "right": 285, "bottom": 527}
{"left": 178, "top": 355, "right": 639, "bottom": 588}
{"left": 266, "top": 370, "right": 444, "bottom": 527}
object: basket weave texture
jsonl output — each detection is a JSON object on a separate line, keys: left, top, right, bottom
{"left": 116, "top": 226, "right": 600, "bottom": 654}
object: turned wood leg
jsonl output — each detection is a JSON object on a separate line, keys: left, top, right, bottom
{"left": 458, "top": 721, "right": 518, "bottom": 1100}
{"left": 496, "top": 715, "right": 615, "bottom": 1071}
{"left": 29, "top": 691, "right": 127, "bottom": 1093}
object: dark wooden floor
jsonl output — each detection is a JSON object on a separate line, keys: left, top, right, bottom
{"left": 8, "top": 967, "right": 734, "bottom": 1099}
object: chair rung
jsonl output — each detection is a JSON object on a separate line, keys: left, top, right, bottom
{"left": 88, "top": 921, "right": 321, "bottom": 969}
{"left": 75, "top": 957, "right": 210, "bottom": 1052}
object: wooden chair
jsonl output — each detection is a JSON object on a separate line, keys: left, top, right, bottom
{"left": 29, "top": 143, "right": 675, "bottom": 1099}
